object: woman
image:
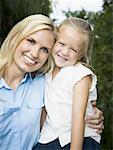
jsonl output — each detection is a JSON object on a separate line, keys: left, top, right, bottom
{"left": 0, "top": 14, "right": 55, "bottom": 150}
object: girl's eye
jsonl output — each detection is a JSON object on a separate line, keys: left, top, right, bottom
{"left": 71, "top": 48, "right": 78, "bottom": 53}
{"left": 40, "top": 47, "right": 49, "bottom": 54}
{"left": 27, "top": 38, "right": 36, "bottom": 44}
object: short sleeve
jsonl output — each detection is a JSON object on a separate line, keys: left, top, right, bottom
{"left": 67, "top": 64, "right": 98, "bottom": 102}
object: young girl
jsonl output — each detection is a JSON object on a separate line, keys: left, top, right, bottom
{"left": 33, "top": 17, "right": 101, "bottom": 150}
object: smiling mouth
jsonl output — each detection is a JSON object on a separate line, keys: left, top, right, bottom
{"left": 57, "top": 54, "right": 68, "bottom": 61}
{"left": 23, "top": 55, "right": 38, "bottom": 65}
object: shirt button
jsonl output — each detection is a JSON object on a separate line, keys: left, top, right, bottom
{"left": 13, "top": 112, "right": 16, "bottom": 115}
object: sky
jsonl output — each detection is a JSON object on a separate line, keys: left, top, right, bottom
{"left": 50, "top": 0, "right": 103, "bottom": 23}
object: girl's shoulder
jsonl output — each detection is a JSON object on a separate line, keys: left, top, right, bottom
{"left": 62, "top": 63, "right": 97, "bottom": 88}
{"left": 73, "top": 63, "right": 97, "bottom": 92}
{"left": 74, "top": 63, "right": 97, "bottom": 81}
{"left": 61, "top": 63, "right": 94, "bottom": 76}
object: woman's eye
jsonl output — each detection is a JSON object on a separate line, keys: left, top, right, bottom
{"left": 27, "top": 38, "right": 36, "bottom": 44}
{"left": 58, "top": 42, "right": 64, "bottom": 46}
{"left": 40, "top": 47, "right": 49, "bottom": 53}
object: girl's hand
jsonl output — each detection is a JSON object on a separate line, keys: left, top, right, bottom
{"left": 85, "top": 101, "right": 104, "bottom": 134}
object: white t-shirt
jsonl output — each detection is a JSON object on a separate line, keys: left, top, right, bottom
{"left": 39, "top": 63, "right": 101, "bottom": 147}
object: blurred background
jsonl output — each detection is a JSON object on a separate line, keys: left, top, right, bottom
{"left": 0, "top": 0, "right": 112, "bottom": 149}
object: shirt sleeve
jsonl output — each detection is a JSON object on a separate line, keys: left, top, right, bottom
{"left": 70, "top": 64, "right": 98, "bottom": 102}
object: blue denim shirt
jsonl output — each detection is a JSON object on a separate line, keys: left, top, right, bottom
{"left": 0, "top": 73, "right": 45, "bottom": 150}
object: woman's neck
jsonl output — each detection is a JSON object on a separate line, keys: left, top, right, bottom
{"left": 3, "top": 66, "right": 25, "bottom": 90}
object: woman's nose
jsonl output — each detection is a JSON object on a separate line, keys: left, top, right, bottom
{"left": 31, "top": 46, "right": 40, "bottom": 58}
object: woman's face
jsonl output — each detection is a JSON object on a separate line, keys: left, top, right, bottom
{"left": 13, "top": 29, "right": 55, "bottom": 74}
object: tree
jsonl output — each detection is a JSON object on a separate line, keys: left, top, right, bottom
{"left": 92, "top": 1, "right": 113, "bottom": 149}
{"left": 0, "top": 0, "right": 52, "bottom": 45}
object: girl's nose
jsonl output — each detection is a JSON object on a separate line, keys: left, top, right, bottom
{"left": 61, "top": 47, "right": 69, "bottom": 56}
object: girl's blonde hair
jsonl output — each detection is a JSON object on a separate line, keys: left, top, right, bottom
{"left": 59, "top": 17, "right": 93, "bottom": 66}
{"left": 0, "top": 14, "right": 55, "bottom": 77}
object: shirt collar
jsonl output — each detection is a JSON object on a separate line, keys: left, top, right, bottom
{"left": 0, "top": 73, "right": 33, "bottom": 89}
{"left": 0, "top": 78, "right": 10, "bottom": 89}
{"left": 21, "top": 73, "right": 33, "bottom": 83}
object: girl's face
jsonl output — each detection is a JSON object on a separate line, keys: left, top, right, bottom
{"left": 12, "top": 30, "right": 55, "bottom": 74}
{"left": 52, "top": 26, "right": 85, "bottom": 68}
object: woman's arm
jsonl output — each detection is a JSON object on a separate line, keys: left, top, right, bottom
{"left": 70, "top": 75, "right": 91, "bottom": 150}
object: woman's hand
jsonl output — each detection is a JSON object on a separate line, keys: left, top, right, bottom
{"left": 85, "top": 101, "right": 104, "bottom": 134}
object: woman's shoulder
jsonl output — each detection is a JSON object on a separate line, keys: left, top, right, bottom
{"left": 30, "top": 73, "right": 45, "bottom": 88}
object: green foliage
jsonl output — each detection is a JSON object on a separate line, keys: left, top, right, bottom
{"left": 64, "top": 1, "right": 113, "bottom": 149}
{"left": 0, "top": 0, "right": 52, "bottom": 45}
{"left": 92, "top": 1, "right": 113, "bottom": 149}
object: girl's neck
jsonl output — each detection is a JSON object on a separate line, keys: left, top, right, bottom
{"left": 52, "top": 66, "right": 60, "bottom": 79}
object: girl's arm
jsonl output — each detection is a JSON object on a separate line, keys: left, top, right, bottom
{"left": 70, "top": 75, "right": 91, "bottom": 150}
{"left": 40, "top": 107, "right": 47, "bottom": 130}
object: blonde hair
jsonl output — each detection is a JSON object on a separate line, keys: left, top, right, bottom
{"left": 59, "top": 17, "right": 93, "bottom": 66}
{"left": 0, "top": 14, "right": 55, "bottom": 77}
